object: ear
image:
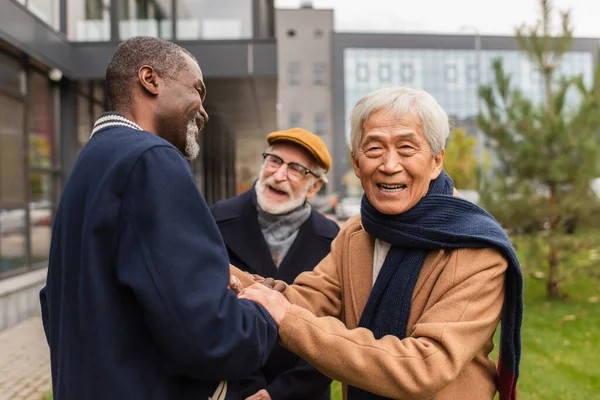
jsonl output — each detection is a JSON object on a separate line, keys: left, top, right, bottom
{"left": 430, "top": 148, "right": 445, "bottom": 180}
{"left": 137, "top": 65, "right": 160, "bottom": 96}
{"left": 351, "top": 151, "right": 361, "bottom": 179}
{"left": 305, "top": 178, "right": 324, "bottom": 199}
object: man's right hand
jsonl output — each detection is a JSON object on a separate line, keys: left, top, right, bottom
{"left": 238, "top": 283, "right": 291, "bottom": 325}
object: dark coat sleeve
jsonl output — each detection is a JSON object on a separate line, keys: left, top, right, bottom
{"left": 40, "top": 286, "right": 49, "bottom": 343}
{"left": 265, "top": 356, "right": 332, "bottom": 400}
{"left": 117, "top": 146, "right": 278, "bottom": 381}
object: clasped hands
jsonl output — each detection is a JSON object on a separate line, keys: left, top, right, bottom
{"left": 229, "top": 266, "right": 291, "bottom": 325}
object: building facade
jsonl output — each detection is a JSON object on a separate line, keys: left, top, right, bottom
{"left": 275, "top": 5, "right": 334, "bottom": 193}
{"left": 331, "top": 33, "right": 598, "bottom": 195}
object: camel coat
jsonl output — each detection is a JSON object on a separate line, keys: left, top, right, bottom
{"left": 277, "top": 215, "right": 508, "bottom": 400}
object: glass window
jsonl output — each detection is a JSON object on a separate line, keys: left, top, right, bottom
{"left": 289, "top": 62, "right": 300, "bottom": 85}
{"left": 0, "top": 80, "right": 26, "bottom": 274}
{"left": 29, "top": 172, "right": 53, "bottom": 267}
{"left": 69, "top": 0, "right": 112, "bottom": 41}
{"left": 77, "top": 94, "right": 92, "bottom": 149}
{"left": 466, "top": 63, "right": 479, "bottom": 84}
{"left": 444, "top": 63, "right": 458, "bottom": 84}
{"left": 0, "top": 94, "right": 26, "bottom": 206}
{"left": 27, "top": 0, "right": 59, "bottom": 30}
{"left": 378, "top": 63, "right": 392, "bottom": 83}
{"left": 313, "top": 62, "right": 326, "bottom": 85}
{"left": 0, "top": 53, "right": 25, "bottom": 98}
{"left": 28, "top": 72, "right": 56, "bottom": 169}
{"left": 356, "top": 63, "right": 369, "bottom": 83}
{"left": 176, "top": 0, "right": 252, "bottom": 40}
{"left": 0, "top": 207, "right": 27, "bottom": 275}
{"left": 120, "top": 0, "right": 173, "bottom": 40}
{"left": 400, "top": 62, "right": 414, "bottom": 83}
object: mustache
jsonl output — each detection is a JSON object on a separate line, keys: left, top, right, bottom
{"left": 264, "top": 178, "right": 292, "bottom": 195}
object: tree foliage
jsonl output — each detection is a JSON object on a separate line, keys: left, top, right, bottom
{"left": 444, "top": 128, "right": 480, "bottom": 190}
{"left": 478, "top": 0, "right": 600, "bottom": 298}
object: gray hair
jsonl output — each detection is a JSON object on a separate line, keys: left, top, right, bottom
{"left": 266, "top": 144, "right": 328, "bottom": 184}
{"left": 349, "top": 87, "right": 450, "bottom": 158}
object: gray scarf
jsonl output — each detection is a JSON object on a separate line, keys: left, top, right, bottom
{"left": 257, "top": 203, "right": 312, "bottom": 267}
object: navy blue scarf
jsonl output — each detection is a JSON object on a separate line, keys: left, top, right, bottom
{"left": 347, "top": 171, "right": 522, "bottom": 400}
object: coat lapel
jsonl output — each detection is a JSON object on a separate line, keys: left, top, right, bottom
{"left": 347, "top": 229, "right": 375, "bottom": 328}
{"left": 277, "top": 211, "right": 331, "bottom": 283}
{"left": 216, "top": 192, "right": 277, "bottom": 278}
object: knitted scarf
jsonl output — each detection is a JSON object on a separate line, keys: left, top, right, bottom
{"left": 347, "top": 171, "right": 522, "bottom": 400}
{"left": 257, "top": 201, "right": 311, "bottom": 267}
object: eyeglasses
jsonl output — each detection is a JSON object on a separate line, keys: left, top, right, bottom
{"left": 262, "top": 153, "right": 318, "bottom": 181}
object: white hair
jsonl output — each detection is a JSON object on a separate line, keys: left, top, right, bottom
{"left": 349, "top": 87, "right": 450, "bottom": 158}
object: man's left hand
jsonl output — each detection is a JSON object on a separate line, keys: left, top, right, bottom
{"left": 245, "top": 389, "right": 271, "bottom": 400}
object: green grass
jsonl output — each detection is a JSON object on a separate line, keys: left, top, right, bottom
{"left": 331, "top": 231, "right": 600, "bottom": 400}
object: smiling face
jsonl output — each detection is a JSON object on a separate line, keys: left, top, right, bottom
{"left": 352, "top": 109, "right": 444, "bottom": 215}
{"left": 255, "top": 142, "right": 323, "bottom": 215}
{"left": 154, "top": 52, "right": 209, "bottom": 160}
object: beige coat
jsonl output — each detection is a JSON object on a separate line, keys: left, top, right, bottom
{"left": 277, "top": 215, "right": 507, "bottom": 400}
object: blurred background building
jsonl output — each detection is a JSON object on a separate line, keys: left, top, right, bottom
{"left": 0, "top": 0, "right": 598, "bottom": 328}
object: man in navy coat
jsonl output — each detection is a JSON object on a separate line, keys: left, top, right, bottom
{"left": 211, "top": 128, "right": 340, "bottom": 400}
{"left": 40, "top": 36, "right": 278, "bottom": 400}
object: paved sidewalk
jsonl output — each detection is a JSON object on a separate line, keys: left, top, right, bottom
{"left": 0, "top": 317, "right": 51, "bottom": 400}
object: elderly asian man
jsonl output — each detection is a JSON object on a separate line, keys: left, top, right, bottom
{"left": 237, "top": 87, "right": 523, "bottom": 400}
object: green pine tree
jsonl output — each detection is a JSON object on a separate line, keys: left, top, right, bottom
{"left": 478, "top": 0, "right": 600, "bottom": 298}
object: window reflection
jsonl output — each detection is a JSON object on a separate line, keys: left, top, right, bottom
{"left": 120, "top": 0, "right": 173, "bottom": 40}
{"left": 0, "top": 95, "right": 26, "bottom": 205}
{"left": 29, "top": 72, "right": 55, "bottom": 169}
{"left": 27, "top": 0, "right": 59, "bottom": 30}
{"left": 176, "top": 0, "right": 252, "bottom": 40}
{"left": 29, "top": 172, "right": 53, "bottom": 267}
{"left": 0, "top": 208, "right": 27, "bottom": 274}
{"left": 69, "top": 0, "right": 112, "bottom": 41}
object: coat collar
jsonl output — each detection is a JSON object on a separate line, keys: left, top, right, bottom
{"left": 214, "top": 188, "right": 277, "bottom": 277}
{"left": 213, "top": 187, "right": 337, "bottom": 279}
{"left": 91, "top": 112, "right": 143, "bottom": 138}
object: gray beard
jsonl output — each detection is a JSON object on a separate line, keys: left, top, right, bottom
{"left": 184, "top": 119, "right": 200, "bottom": 160}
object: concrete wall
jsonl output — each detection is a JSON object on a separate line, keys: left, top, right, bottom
{"left": 0, "top": 269, "right": 47, "bottom": 332}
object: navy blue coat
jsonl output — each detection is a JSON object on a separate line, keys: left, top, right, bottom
{"left": 40, "top": 120, "right": 278, "bottom": 400}
{"left": 211, "top": 188, "right": 339, "bottom": 400}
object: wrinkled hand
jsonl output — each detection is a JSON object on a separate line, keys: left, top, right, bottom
{"left": 229, "top": 265, "right": 287, "bottom": 293}
{"left": 229, "top": 275, "right": 245, "bottom": 295}
{"left": 238, "top": 283, "right": 291, "bottom": 325}
{"left": 245, "top": 389, "right": 272, "bottom": 400}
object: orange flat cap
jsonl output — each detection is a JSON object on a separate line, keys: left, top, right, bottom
{"left": 266, "top": 128, "right": 331, "bottom": 173}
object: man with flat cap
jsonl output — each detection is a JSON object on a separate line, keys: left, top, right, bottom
{"left": 211, "top": 128, "right": 339, "bottom": 400}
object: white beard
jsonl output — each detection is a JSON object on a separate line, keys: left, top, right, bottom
{"left": 184, "top": 119, "right": 200, "bottom": 160}
{"left": 256, "top": 167, "right": 313, "bottom": 215}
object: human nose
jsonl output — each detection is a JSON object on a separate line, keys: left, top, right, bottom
{"left": 199, "top": 105, "right": 209, "bottom": 124}
{"left": 272, "top": 163, "right": 289, "bottom": 182}
{"left": 379, "top": 150, "right": 403, "bottom": 174}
